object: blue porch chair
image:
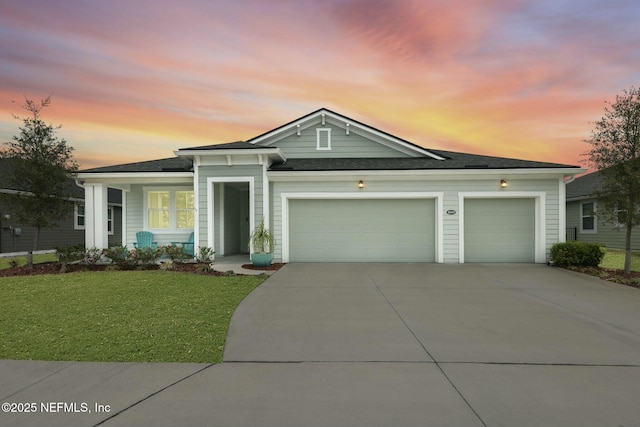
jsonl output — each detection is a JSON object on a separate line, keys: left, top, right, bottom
{"left": 183, "top": 232, "right": 195, "bottom": 257}
{"left": 134, "top": 231, "right": 158, "bottom": 249}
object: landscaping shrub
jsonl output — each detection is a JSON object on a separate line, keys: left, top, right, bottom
{"left": 162, "top": 243, "right": 188, "bottom": 264}
{"left": 550, "top": 242, "right": 606, "bottom": 267}
{"left": 103, "top": 245, "right": 136, "bottom": 270}
{"left": 56, "top": 244, "right": 86, "bottom": 273}
{"left": 195, "top": 246, "right": 215, "bottom": 264}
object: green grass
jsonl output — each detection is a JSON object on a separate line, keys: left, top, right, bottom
{"left": 0, "top": 271, "right": 265, "bottom": 363}
{"left": 0, "top": 253, "right": 58, "bottom": 269}
{"left": 600, "top": 249, "right": 640, "bottom": 272}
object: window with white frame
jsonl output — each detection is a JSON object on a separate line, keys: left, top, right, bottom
{"left": 75, "top": 203, "right": 114, "bottom": 235}
{"left": 316, "top": 128, "right": 331, "bottom": 150}
{"left": 107, "top": 207, "right": 114, "bottom": 235}
{"left": 580, "top": 201, "right": 596, "bottom": 233}
{"left": 74, "top": 203, "right": 85, "bottom": 229}
{"left": 145, "top": 188, "right": 194, "bottom": 231}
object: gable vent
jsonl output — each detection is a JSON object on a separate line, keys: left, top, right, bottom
{"left": 316, "top": 128, "right": 331, "bottom": 151}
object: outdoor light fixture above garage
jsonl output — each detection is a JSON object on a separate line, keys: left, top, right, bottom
{"left": 358, "top": 180, "right": 364, "bottom": 189}
{"left": 500, "top": 179, "right": 508, "bottom": 188}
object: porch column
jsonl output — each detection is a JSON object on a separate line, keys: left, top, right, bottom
{"left": 84, "top": 183, "right": 109, "bottom": 249}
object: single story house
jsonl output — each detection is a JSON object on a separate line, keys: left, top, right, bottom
{"left": 0, "top": 158, "right": 122, "bottom": 253}
{"left": 77, "top": 108, "right": 583, "bottom": 263}
{"left": 566, "top": 171, "right": 639, "bottom": 250}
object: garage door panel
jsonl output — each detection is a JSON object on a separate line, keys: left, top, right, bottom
{"left": 289, "top": 199, "right": 435, "bottom": 262}
{"left": 465, "top": 198, "right": 535, "bottom": 263}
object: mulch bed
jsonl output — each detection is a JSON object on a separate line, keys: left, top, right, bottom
{"left": 241, "top": 263, "right": 286, "bottom": 271}
{"left": 0, "top": 261, "right": 286, "bottom": 277}
{"left": 562, "top": 265, "right": 640, "bottom": 288}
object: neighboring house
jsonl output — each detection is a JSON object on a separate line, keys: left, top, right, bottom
{"left": 0, "top": 158, "right": 122, "bottom": 253}
{"left": 566, "top": 171, "right": 639, "bottom": 251}
{"left": 77, "top": 108, "right": 583, "bottom": 263}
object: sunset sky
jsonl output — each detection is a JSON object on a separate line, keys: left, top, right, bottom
{"left": 1, "top": 0, "right": 638, "bottom": 170}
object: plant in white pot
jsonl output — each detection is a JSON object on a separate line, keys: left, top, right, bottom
{"left": 249, "top": 220, "right": 275, "bottom": 267}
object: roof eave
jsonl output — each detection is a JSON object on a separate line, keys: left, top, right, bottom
{"left": 268, "top": 167, "right": 585, "bottom": 179}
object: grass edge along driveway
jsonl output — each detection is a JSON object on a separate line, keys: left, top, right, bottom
{"left": 0, "top": 271, "right": 265, "bottom": 363}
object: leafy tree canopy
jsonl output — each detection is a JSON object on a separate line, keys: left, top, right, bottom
{"left": 0, "top": 96, "right": 79, "bottom": 250}
{"left": 584, "top": 87, "right": 640, "bottom": 274}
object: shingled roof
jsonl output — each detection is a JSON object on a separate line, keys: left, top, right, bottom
{"left": 269, "top": 150, "right": 578, "bottom": 172}
{"left": 80, "top": 157, "right": 193, "bottom": 173}
{"left": 177, "top": 141, "right": 257, "bottom": 150}
{"left": 566, "top": 171, "right": 602, "bottom": 200}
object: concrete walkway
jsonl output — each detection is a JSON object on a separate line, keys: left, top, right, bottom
{"left": 2, "top": 264, "right": 640, "bottom": 426}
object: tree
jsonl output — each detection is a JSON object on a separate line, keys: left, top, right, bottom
{"left": 584, "top": 87, "right": 640, "bottom": 275}
{"left": 0, "top": 96, "right": 79, "bottom": 251}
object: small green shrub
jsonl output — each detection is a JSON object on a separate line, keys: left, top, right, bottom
{"left": 56, "top": 244, "right": 86, "bottom": 273}
{"left": 195, "top": 246, "right": 215, "bottom": 264}
{"left": 103, "top": 245, "right": 137, "bottom": 270}
{"left": 550, "top": 242, "right": 606, "bottom": 267}
{"left": 162, "top": 244, "right": 188, "bottom": 263}
{"left": 132, "top": 247, "right": 162, "bottom": 267}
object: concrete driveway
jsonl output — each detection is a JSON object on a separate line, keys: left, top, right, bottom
{"left": 2, "top": 264, "right": 640, "bottom": 427}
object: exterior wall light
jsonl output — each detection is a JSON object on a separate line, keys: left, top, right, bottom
{"left": 358, "top": 180, "right": 365, "bottom": 189}
{"left": 500, "top": 179, "right": 508, "bottom": 188}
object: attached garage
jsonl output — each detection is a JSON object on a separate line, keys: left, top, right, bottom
{"left": 288, "top": 198, "right": 436, "bottom": 262}
{"left": 464, "top": 198, "right": 536, "bottom": 263}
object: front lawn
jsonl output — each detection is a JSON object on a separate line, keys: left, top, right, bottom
{"left": 0, "top": 271, "right": 265, "bottom": 363}
{"left": 600, "top": 249, "right": 640, "bottom": 272}
{"left": 0, "top": 252, "right": 58, "bottom": 270}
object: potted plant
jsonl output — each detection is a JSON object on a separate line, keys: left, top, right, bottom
{"left": 249, "top": 219, "right": 275, "bottom": 267}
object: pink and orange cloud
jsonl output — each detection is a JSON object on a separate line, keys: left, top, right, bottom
{"left": 0, "top": 0, "right": 638, "bottom": 169}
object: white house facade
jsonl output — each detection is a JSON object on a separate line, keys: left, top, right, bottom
{"left": 77, "top": 108, "right": 584, "bottom": 263}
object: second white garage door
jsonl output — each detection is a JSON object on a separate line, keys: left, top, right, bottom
{"left": 289, "top": 198, "right": 436, "bottom": 262}
{"left": 464, "top": 198, "right": 536, "bottom": 263}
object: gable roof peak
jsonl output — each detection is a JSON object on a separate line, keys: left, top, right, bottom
{"left": 248, "top": 108, "right": 445, "bottom": 160}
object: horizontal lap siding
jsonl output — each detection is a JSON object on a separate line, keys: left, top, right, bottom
{"left": 273, "top": 123, "right": 410, "bottom": 159}
{"left": 271, "top": 177, "right": 562, "bottom": 263}
{"left": 126, "top": 185, "right": 193, "bottom": 248}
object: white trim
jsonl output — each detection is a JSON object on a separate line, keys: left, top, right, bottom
{"left": 78, "top": 172, "right": 193, "bottom": 180}
{"left": 316, "top": 128, "right": 332, "bottom": 151}
{"left": 280, "top": 192, "right": 443, "bottom": 263}
{"left": 558, "top": 178, "right": 567, "bottom": 243}
{"left": 206, "top": 177, "right": 255, "bottom": 256}
{"left": 458, "top": 191, "right": 546, "bottom": 263}
{"left": 580, "top": 200, "right": 597, "bottom": 234}
{"left": 121, "top": 188, "right": 128, "bottom": 246}
{"left": 262, "top": 161, "right": 270, "bottom": 229}
{"left": 75, "top": 203, "right": 114, "bottom": 235}
{"left": 193, "top": 156, "right": 200, "bottom": 251}
{"left": 174, "top": 148, "right": 283, "bottom": 158}
{"left": 268, "top": 168, "right": 584, "bottom": 180}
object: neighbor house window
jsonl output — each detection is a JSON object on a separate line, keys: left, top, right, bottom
{"left": 316, "top": 128, "right": 331, "bottom": 150}
{"left": 145, "top": 188, "right": 194, "bottom": 231}
{"left": 107, "top": 207, "right": 114, "bottom": 235}
{"left": 74, "top": 203, "right": 85, "bottom": 230}
{"left": 581, "top": 201, "right": 596, "bottom": 233}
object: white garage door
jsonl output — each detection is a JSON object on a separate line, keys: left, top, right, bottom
{"left": 464, "top": 198, "right": 535, "bottom": 263}
{"left": 289, "top": 198, "right": 435, "bottom": 262}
